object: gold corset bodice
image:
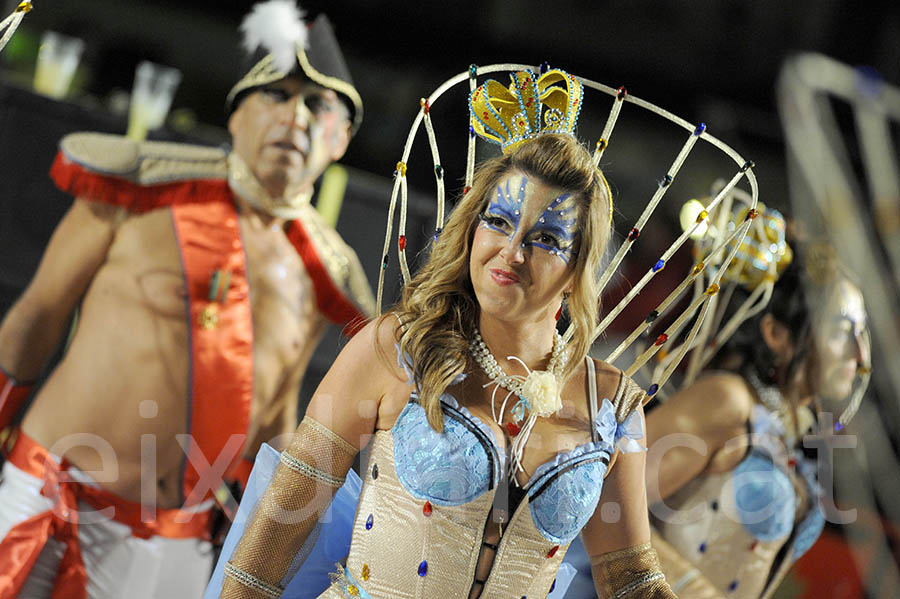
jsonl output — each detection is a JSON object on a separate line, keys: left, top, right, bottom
{"left": 319, "top": 431, "right": 567, "bottom": 598}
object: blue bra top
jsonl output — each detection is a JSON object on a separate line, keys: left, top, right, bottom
{"left": 731, "top": 405, "right": 824, "bottom": 560}
{"left": 391, "top": 355, "right": 645, "bottom": 545}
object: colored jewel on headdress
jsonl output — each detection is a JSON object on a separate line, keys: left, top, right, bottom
{"left": 469, "top": 68, "right": 584, "bottom": 153}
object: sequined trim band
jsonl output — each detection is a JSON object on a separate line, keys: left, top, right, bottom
{"left": 304, "top": 416, "right": 357, "bottom": 457}
{"left": 614, "top": 571, "right": 666, "bottom": 598}
{"left": 224, "top": 562, "right": 284, "bottom": 598}
{"left": 591, "top": 541, "right": 654, "bottom": 564}
{"left": 280, "top": 452, "right": 346, "bottom": 487}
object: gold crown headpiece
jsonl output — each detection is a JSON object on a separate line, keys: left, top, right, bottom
{"left": 469, "top": 69, "right": 583, "bottom": 153}
{"left": 724, "top": 203, "right": 793, "bottom": 290}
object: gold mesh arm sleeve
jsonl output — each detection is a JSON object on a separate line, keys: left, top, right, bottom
{"left": 590, "top": 542, "right": 679, "bottom": 599}
{"left": 220, "top": 416, "right": 358, "bottom": 599}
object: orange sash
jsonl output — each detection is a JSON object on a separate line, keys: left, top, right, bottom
{"left": 0, "top": 430, "right": 212, "bottom": 599}
{"left": 171, "top": 201, "right": 254, "bottom": 503}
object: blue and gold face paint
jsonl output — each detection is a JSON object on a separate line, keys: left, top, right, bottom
{"left": 478, "top": 172, "right": 581, "bottom": 263}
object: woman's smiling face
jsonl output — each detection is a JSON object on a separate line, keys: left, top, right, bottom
{"left": 469, "top": 169, "right": 582, "bottom": 323}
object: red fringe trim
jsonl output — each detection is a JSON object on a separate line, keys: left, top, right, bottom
{"left": 50, "top": 151, "right": 229, "bottom": 213}
{"left": 286, "top": 220, "right": 368, "bottom": 336}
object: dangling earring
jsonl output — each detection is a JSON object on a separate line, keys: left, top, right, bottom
{"left": 556, "top": 292, "right": 570, "bottom": 321}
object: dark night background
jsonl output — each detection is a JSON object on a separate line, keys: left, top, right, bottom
{"left": 7, "top": 0, "right": 900, "bottom": 203}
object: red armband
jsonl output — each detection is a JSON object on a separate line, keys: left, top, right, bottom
{"left": 0, "top": 368, "right": 34, "bottom": 434}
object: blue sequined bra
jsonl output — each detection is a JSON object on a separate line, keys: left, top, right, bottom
{"left": 391, "top": 356, "right": 645, "bottom": 545}
{"left": 731, "top": 406, "right": 824, "bottom": 557}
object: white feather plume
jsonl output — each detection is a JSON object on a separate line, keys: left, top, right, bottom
{"left": 240, "top": 0, "right": 308, "bottom": 74}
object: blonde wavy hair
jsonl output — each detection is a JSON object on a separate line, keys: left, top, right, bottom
{"left": 391, "top": 134, "right": 612, "bottom": 431}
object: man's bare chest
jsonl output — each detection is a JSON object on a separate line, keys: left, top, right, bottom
{"left": 103, "top": 209, "right": 320, "bottom": 359}
{"left": 240, "top": 218, "right": 320, "bottom": 359}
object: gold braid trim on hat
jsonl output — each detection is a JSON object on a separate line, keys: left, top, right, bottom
{"left": 226, "top": 54, "right": 288, "bottom": 112}
{"left": 297, "top": 47, "right": 363, "bottom": 133}
{"left": 590, "top": 542, "right": 678, "bottom": 598}
{"left": 226, "top": 47, "right": 363, "bottom": 134}
{"left": 221, "top": 416, "right": 357, "bottom": 599}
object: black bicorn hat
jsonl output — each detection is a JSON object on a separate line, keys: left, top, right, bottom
{"left": 226, "top": 2, "right": 363, "bottom": 135}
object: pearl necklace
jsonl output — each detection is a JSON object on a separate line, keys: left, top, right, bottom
{"left": 469, "top": 328, "right": 565, "bottom": 418}
{"left": 745, "top": 369, "right": 815, "bottom": 445}
{"left": 745, "top": 369, "right": 785, "bottom": 413}
{"left": 470, "top": 327, "right": 567, "bottom": 483}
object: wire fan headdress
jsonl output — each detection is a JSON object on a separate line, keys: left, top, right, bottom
{"left": 0, "top": 2, "right": 33, "bottom": 54}
{"left": 778, "top": 54, "right": 891, "bottom": 429}
{"left": 774, "top": 54, "right": 897, "bottom": 592}
{"left": 377, "top": 63, "right": 759, "bottom": 402}
{"left": 642, "top": 187, "right": 793, "bottom": 391}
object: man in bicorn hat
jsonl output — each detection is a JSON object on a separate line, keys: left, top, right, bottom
{"left": 0, "top": 2, "right": 373, "bottom": 596}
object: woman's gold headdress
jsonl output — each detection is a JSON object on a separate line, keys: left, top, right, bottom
{"left": 469, "top": 69, "right": 583, "bottom": 153}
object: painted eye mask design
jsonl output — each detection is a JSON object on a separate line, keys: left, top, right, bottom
{"left": 479, "top": 176, "right": 580, "bottom": 263}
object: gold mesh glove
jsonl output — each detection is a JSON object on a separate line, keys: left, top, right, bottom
{"left": 591, "top": 542, "right": 678, "bottom": 599}
{"left": 221, "top": 416, "right": 357, "bottom": 599}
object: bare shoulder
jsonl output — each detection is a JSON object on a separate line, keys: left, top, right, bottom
{"left": 62, "top": 197, "right": 127, "bottom": 234}
{"left": 340, "top": 316, "right": 389, "bottom": 363}
{"left": 648, "top": 371, "right": 753, "bottom": 446}
{"left": 589, "top": 358, "right": 648, "bottom": 420}
{"left": 306, "top": 317, "right": 401, "bottom": 441}
{"left": 686, "top": 372, "right": 755, "bottom": 425}
{"left": 331, "top": 315, "right": 408, "bottom": 385}
{"left": 371, "top": 314, "right": 408, "bottom": 379}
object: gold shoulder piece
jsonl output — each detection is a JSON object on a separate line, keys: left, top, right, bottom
{"left": 295, "top": 203, "right": 375, "bottom": 319}
{"left": 59, "top": 132, "right": 140, "bottom": 175}
{"left": 612, "top": 372, "right": 645, "bottom": 423}
{"left": 59, "top": 132, "right": 227, "bottom": 185}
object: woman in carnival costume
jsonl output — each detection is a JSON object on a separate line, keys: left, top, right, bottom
{"left": 641, "top": 210, "right": 870, "bottom": 598}
{"left": 216, "top": 66, "right": 681, "bottom": 598}
{"left": 212, "top": 58, "right": 763, "bottom": 597}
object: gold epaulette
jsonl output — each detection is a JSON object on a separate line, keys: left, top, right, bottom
{"left": 59, "top": 132, "right": 227, "bottom": 185}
